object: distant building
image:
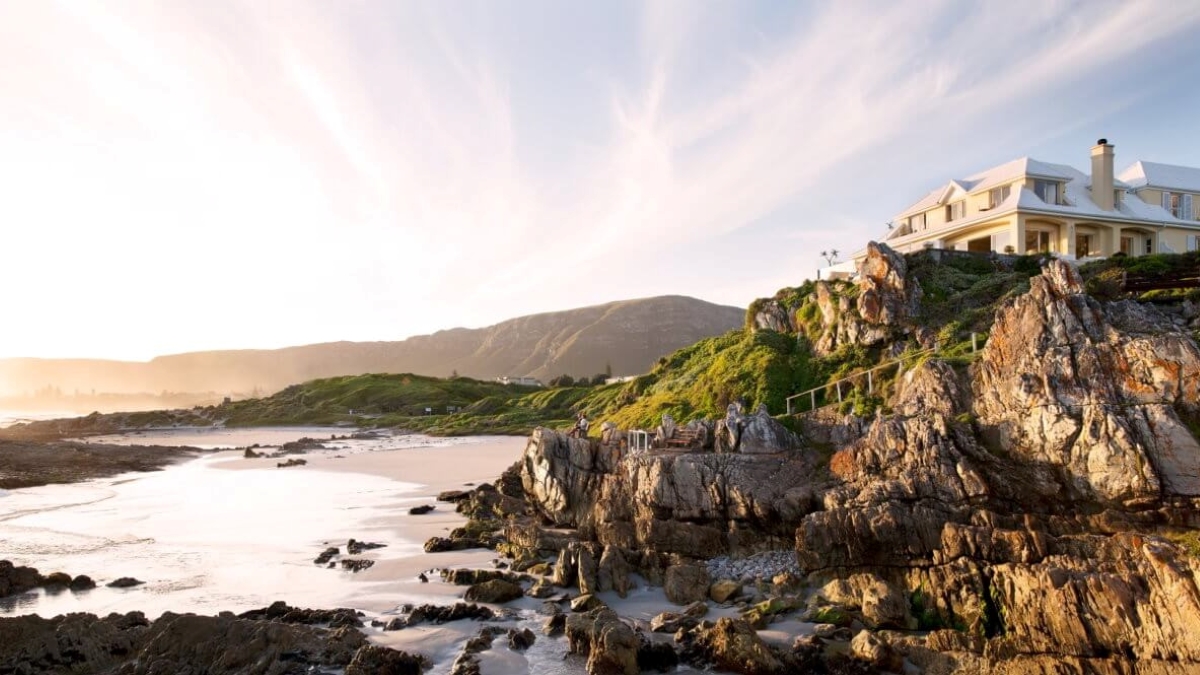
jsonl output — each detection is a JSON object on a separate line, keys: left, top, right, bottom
{"left": 496, "top": 376, "right": 544, "bottom": 387}
{"left": 861, "top": 140, "right": 1200, "bottom": 262}
{"left": 605, "top": 375, "right": 637, "bottom": 385}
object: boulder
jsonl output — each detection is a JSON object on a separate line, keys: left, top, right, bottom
{"left": 508, "top": 627, "right": 536, "bottom": 651}
{"left": 463, "top": 579, "right": 523, "bottom": 604}
{"left": 597, "top": 545, "right": 632, "bottom": 597}
{"left": 664, "top": 564, "right": 710, "bottom": 605}
{"left": 681, "top": 617, "right": 783, "bottom": 675}
{"left": 570, "top": 593, "right": 606, "bottom": 613}
{"left": 0, "top": 560, "right": 43, "bottom": 598}
{"left": 708, "top": 580, "right": 742, "bottom": 604}
{"left": 107, "top": 577, "right": 144, "bottom": 588}
{"left": 345, "top": 645, "right": 427, "bottom": 675}
{"left": 69, "top": 574, "right": 96, "bottom": 591}
{"left": 404, "top": 603, "right": 495, "bottom": 626}
{"left": 649, "top": 611, "right": 696, "bottom": 634}
{"left": 850, "top": 630, "right": 902, "bottom": 672}
{"left": 565, "top": 608, "right": 639, "bottom": 675}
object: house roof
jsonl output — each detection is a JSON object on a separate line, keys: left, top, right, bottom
{"left": 1118, "top": 161, "right": 1200, "bottom": 193}
{"left": 884, "top": 160, "right": 1197, "bottom": 246}
{"left": 895, "top": 157, "right": 1072, "bottom": 219}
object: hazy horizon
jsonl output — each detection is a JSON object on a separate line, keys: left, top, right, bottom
{"left": 3, "top": 1, "right": 1199, "bottom": 361}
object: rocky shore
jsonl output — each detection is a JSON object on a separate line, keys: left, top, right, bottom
{"left": 4, "top": 243, "right": 1200, "bottom": 674}
{"left": 0, "top": 438, "right": 201, "bottom": 489}
{"left": 432, "top": 245, "right": 1200, "bottom": 674}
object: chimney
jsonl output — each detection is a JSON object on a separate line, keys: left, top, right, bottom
{"left": 1090, "top": 138, "right": 1115, "bottom": 210}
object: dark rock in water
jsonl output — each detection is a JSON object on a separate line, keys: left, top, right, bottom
{"left": 543, "top": 612, "right": 566, "bottom": 636}
{"left": 345, "top": 644, "right": 427, "bottom": 675}
{"left": 566, "top": 608, "right": 639, "bottom": 675}
{"left": 238, "top": 601, "right": 363, "bottom": 627}
{"left": 408, "top": 504, "right": 435, "bottom": 515}
{"left": 347, "top": 538, "right": 386, "bottom": 555}
{"left": 0, "top": 608, "right": 386, "bottom": 675}
{"left": 276, "top": 458, "right": 307, "bottom": 468}
{"left": 437, "top": 489, "right": 471, "bottom": 503}
{"left": 69, "top": 575, "right": 96, "bottom": 591}
{"left": 0, "top": 560, "right": 43, "bottom": 598}
{"left": 280, "top": 437, "right": 327, "bottom": 454}
{"left": 314, "top": 546, "right": 339, "bottom": 565}
{"left": 637, "top": 636, "right": 679, "bottom": 673}
{"left": 404, "top": 603, "right": 495, "bottom": 627}
{"left": 570, "top": 593, "right": 605, "bottom": 613}
{"left": 678, "top": 617, "right": 783, "bottom": 675}
{"left": 243, "top": 448, "right": 261, "bottom": 458}
{"left": 424, "top": 536, "right": 480, "bottom": 553}
{"left": 340, "top": 559, "right": 375, "bottom": 573}
{"left": 441, "top": 568, "right": 518, "bottom": 586}
{"left": 463, "top": 579, "right": 523, "bottom": 604}
{"left": 508, "top": 627, "right": 536, "bottom": 651}
{"left": 418, "top": 572, "right": 429, "bottom": 583}
{"left": 107, "top": 577, "right": 144, "bottom": 588}
{"left": 41, "top": 571, "right": 72, "bottom": 587}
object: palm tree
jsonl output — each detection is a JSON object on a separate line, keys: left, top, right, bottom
{"left": 820, "top": 249, "right": 840, "bottom": 266}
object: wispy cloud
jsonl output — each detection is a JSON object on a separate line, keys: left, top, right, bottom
{"left": 0, "top": 1, "right": 1197, "bottom": 359}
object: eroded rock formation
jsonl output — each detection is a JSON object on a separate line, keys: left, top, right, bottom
{"left": 514, "top": 247, "right": 1200, "bottom": 675}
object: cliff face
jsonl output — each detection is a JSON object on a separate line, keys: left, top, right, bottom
{"left": 517, "top": 245, "right": 1200, "bottom": 674}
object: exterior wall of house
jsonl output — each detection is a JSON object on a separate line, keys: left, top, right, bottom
{"left": 941, "top": 219, "right": 1015, "bottom": 252}
{"left": 1160, "top": 226, "right": 1200, "bottom": 253}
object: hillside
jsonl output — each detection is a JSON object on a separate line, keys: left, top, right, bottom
{"left": 0, "top": 295, "right": 743, "bottom": 403}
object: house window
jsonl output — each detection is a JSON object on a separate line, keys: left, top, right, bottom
{"left": 1076, "top": 233, "right": 1095, "bottom": 258}
{"left": 1146, "top": 238, "right": 1153, "bottom": 254}
{"left": 908, "top": 212, "right": 926, "bottom": 231}
{"left": 988, "top": 184, "right": 1011, "bottom": 208}
{"left": 1120, "top": 236, "right": 1133, "bottom": 255}
{"left": 1025, "top": 230, "right": 1053, "bottom": 254}
{"left": 1033, "top": 180, "right": 1060, "bottom": 205}
{"left": 945, "top": 200, "right": 966, "bottom": 222}
{"left": 1162, "top": 192, "right": 1194, "bottom": 219}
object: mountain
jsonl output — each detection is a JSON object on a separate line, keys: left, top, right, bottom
{"left": 0, "top": 295, "right": 745, "bottom": 402}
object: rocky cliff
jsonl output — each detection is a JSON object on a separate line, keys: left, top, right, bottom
{"left": 511, "top": 244, "right": 1200, "bottom": 674}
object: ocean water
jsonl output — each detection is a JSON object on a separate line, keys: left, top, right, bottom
{"left": 0, "top": 427, "right": 713, "bottom": 674}
{"left": 0, "top": 428, "right": 489, "bottom": 618}
{"left": 0, "top": 410, "right": 82, "bottom": 429}
{"left": 0, "top": 455, "right": 415, "bottom": 617}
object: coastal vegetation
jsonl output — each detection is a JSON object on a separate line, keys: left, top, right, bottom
{"left": 11, "top": 249, "right": 1200, "bottom": 441}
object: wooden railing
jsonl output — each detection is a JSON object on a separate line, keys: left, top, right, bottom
{"left": 1122, "top": 266, "right": 1200, "bottom": 293}
{"left": 784, "top": 333, "right": 985, "bottom": 415}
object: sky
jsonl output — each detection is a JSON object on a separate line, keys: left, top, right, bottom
{"left": 2, "top": 0, "right": 1200, "bottom": 361}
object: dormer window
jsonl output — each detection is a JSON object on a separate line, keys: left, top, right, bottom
{"left": 1162, "top": 192, "right": 1195, "bottom": 220}
{"left": 907, "top": 212, "right": 926, "bottom": 231}
{"left": 946, "top": 200, "right": 966, "bottom": 222}
{"left": 1033, "top": 179, "right": 1060, "bottom": 205}
{"left": 988, "top": 184, "right": 1011, "bottom": 209}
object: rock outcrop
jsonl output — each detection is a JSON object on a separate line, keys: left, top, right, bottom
{"left": 0, "top": 608, "right": 424, "bottom": 675}
{"left": 513, "top": 245, "right": 1200, "bottom": 675}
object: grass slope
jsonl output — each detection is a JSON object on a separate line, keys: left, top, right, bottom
{"left": 49, "top": 249, "right": 1190, "bottom": 439}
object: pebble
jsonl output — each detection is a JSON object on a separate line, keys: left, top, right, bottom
{"left": 705, "top": 550, "right": 801, "bottom": 582}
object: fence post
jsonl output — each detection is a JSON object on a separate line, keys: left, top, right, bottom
{"left": 867, "top": 370, "right": 873, "bottom": 394}
{"left": 810, "top": 390, "right": 816, "bottom": 412}
{"left": 971, "top": 332, "right": 978, "bottom": 353}
{"left": 836, "top": 382, "right": 842, "bottom": 403}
